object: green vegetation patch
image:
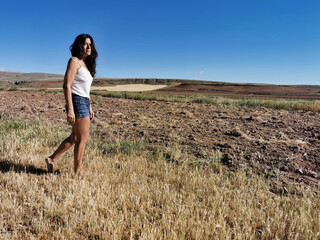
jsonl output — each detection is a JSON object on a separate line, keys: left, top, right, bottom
{"left": 4, "top": 88, "right": 319, "bottom": 112}
{"left": 92, "top": 90, "right": 320, "bottom": 113}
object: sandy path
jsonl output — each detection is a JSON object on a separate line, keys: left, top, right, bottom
{"left": 47, "top": 84, "right": 168, "bottom": 92}
{"left": 92, "top": 84, "right": 167, "bottom": 92}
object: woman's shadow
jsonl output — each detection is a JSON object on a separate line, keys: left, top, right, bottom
{"left": 0, "top": 160, "right": 60, "bottom": 175}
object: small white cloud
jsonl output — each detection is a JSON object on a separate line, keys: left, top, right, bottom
{"left": 0, "top": 67, "right": 6, "bottom": 72}
{"left": 199, "top": 70, "right": 205, "bottom": 75}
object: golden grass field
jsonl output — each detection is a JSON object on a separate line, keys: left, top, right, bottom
{"left": 0, "top": 110, "right": 319, "bottom": 239}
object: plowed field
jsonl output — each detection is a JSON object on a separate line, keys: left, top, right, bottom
{"left": 1, "top": 91, "right": 319, "bottom": 193}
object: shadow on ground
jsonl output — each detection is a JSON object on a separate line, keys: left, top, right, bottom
{"left": 0, "top": 160, "right": 60, "bottom": 175}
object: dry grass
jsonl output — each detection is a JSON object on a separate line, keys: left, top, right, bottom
{"left": 0, "top": 114, "right": 319, "bottom": 239}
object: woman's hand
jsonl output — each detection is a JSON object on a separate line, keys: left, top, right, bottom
{"left": 67, "top": 110, "right": 76, "bottom": 124}
{"left": 90, "top": 107, "right": 94, "bottom": 121}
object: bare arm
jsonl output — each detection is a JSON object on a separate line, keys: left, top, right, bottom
{"left": 63, "top": 57, "right": 79, "bottom": 124}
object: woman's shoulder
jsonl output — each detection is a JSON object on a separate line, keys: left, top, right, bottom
{"left": 67, "top": 57, "right": 81, "bottom": 69}
{"left": 69, "top": 57, "right": 81, "bottom": 63}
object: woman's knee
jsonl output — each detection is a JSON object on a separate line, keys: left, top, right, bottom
{"left": 69, "top": 135, "right": 77, "bottom": 145}
{"left": 76, "top": 133, "right": 89, "bottom": 144}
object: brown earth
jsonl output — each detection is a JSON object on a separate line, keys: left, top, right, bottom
{"left": 14, "top": 81, "right": 320, "bottom": 100}
{"left": 152, "top": 83, "right": 320, "bottom": 100}
{"left": 0, "top": 91, "right": 319, "bottom": 194}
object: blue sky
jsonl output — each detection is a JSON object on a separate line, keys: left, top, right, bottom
{"left": 0, "top": 0, "right": 319, "bottom": 84}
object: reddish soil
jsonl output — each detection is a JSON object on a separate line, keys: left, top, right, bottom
{"left": 152, "top": 84, "right": 320, "bottom": 100}
{"left": 22, "top": 81, "right": 63, "bottom": 88}
{"left": 1, "top": 91, "right": 319, "bottom": 194}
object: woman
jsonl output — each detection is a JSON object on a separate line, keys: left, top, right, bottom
{"left": 45, "top": 34, "right": 98, "bottom": 174}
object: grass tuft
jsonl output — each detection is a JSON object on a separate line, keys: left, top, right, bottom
{"left": 7, "top": 87, "right": 18, "bottom": 91}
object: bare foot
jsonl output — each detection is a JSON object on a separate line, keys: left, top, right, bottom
{"left": 75, "top": 169, "right": 88, "bottom": 175}
{"left": 45, "top": 157, "right": 54, "bottom": 173}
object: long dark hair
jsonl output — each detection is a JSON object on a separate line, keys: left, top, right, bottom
{"left": 69, "top": 34, "right": 98, "bottom": 77}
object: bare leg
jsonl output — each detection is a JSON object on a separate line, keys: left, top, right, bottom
{"left": 45, "top": 117, "right": 90, "bottom": 173}
{"left": 73, "top": 117, "right": 90, "bottom": 173}
{"left": 50, "top": 131, "right": 77, "bottom": 161}
{"left": 45, "top": 126, "right": 77, "bottom": 173}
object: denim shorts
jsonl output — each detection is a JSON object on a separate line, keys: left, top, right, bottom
{"left": 66, "top": 94, "right": 90, "bottom": 119}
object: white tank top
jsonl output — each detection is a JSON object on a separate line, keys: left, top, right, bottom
{"left": 71, "top": 60, "right": 93, "bottom": 98}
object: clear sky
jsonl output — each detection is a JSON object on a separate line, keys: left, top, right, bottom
{"left": 0, "top": 0, "right": 319, "bottom": 84}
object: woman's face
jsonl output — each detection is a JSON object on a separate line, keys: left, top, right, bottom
{"left": 82, "top": 38, "right": 92, "bottom": 57}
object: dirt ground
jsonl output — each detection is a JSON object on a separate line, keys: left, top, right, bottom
{"left": 1, "top": 91, "right": 319, "bottom": 193}
{"left": 152, "top": 83, "right": 320, "bottom": 100}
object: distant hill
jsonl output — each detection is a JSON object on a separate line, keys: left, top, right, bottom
{"left": 0, "top": 71, "right": 63, "bottom": 81}
{"left": 93, "top": 78, "right": 228, "bottom": 86}
{"left": 0, "top": 71, "right": 63, "bottom": 87}
{"left": 0, "top": 71, "right": 319, "bottom": 99}
{"left": 0, "top": 71, "right": 270, "bottom": 87}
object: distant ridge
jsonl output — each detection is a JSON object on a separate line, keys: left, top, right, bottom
{"left": 0, "top": 71, "right": 63, "bottom": 80}
{"left": 0, "top": 71, "right": 319, "bottom": 92}
{"left": 0, "top": 71, "right": 244, "bottom": 87}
